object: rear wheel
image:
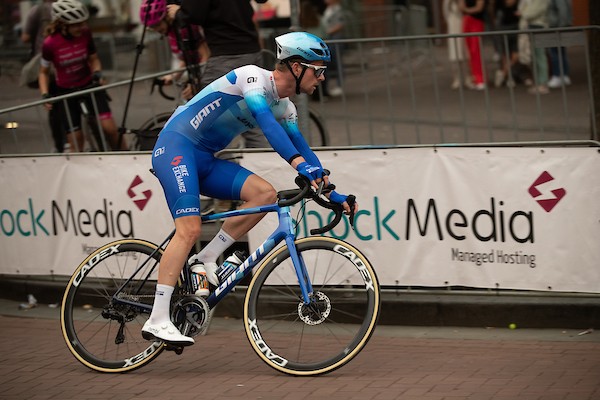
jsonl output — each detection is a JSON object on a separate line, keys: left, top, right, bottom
{"left": 60, "top": 239, "right": 175, "bottom": 372}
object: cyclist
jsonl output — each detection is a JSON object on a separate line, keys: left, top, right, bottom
{"left": 39, "top": 0, "right": 125, "bottom": 151}
{"left": 142, "top": 32, "right": 358, "bottom": 346}
{"left": 139, "top": 0, "right": 210, "bottom": 101}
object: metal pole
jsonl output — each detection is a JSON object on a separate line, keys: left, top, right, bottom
{"left": 289, "top": 0, "right": 310, "bottom": 135}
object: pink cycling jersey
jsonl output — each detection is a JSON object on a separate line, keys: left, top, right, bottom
{"left": 41, "top": 28, "right": 96, "bottom": 89}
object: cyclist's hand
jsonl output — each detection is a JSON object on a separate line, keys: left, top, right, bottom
{"left": 181, "top": 83, "right": 193, "bottom": 100}
{"left": 161, "top": 75, "right": 173, "bottom": 86}
{"left": 296, "top": 162, "right": 324, "bottom": 188}
{"left": 92, "top": 71, "right": 105, "bottom": 86}
{"left": 166, "top": 4, "right": 180, "bottom": 22}
{"left": 42, "top": 94, "right": 53, "bottom": 111}
{"left": 329, "top": 190, "right": 358, "bottom": 215}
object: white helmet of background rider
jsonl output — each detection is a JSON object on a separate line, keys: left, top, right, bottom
{"left": 275, "top": 32, "right": 331, "bottom": 94}
{"left": 52, "top": 0, "right": 90, "bottom": 24}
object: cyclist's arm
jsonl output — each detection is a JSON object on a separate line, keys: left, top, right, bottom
{"left": 279, "top": 101, "right": 322, "bottom": 169}
{"left": 88, "top": 53, "right": 102, "bottom": 78}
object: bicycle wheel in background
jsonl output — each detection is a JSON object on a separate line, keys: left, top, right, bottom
{"left": 306, "top": 108, "right": 329, "bottom": 147}
{"left": 61, "top": 239, "right": 173, "bottom": 372}
{"left": 130, "top": 111, "right": 172, "bottom": 151}
{"left": 244, "top": 236, "right": 380, "bottom": 376}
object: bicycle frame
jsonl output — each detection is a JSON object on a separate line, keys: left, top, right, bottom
{"left": 202, "top": 202, "right": 312, "bottom": 308}
{"left": 110, "top": 201, "right": 313, "bottom": 313}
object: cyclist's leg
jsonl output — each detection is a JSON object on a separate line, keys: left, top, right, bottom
{"left": 151, "top": 132, "right": 204, "bottom": 286}
{"left": 199, "top": 158, "right": 276, "bottom": 240}
{"left": 65, "top": 96, "right": 84, "bottom": 151}
{"left": 144, "top": 132, "right": 204, "bottom": 344}
{"left": 89, "top": 91, "right": 126, "bottom": 151}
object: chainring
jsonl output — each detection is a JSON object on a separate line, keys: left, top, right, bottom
{"left": 171, "top": 295, "right": 211, "bottom": 337}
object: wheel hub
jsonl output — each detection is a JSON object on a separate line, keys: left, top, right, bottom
{"left": 298, "top": 291, "right": 331, "bottom": 325}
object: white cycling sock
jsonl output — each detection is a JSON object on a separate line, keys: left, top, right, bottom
{"left": 149, "top": 284, "right": 174, "bottom": 324}
{"left": 189, "top": 228, "right": 235, "bottom": 264}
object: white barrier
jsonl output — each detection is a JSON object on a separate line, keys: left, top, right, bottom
{"left": 242, "top": 147, "right": 600, "bottom": 293}
{"left": 1, "top": 147, "right": 598, "bottom": 293}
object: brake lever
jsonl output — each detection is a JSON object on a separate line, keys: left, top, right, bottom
{"left": 346, "top": 195, "right": 357, "bottom": 230}
{"left": 316, "top": 180, "right": 325, "bottom": 197}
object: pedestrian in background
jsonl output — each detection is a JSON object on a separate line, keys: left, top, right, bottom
{"left": 518, "top": 0, "right": 551, "bottom": 94}
{"left": 546, "top": 0, "right": 572, "bottom": 88}
{"left": 444, "top": 0, "right": 470, "bottom": 89}
{"left": 459, "top": 0, "right": 488, "bottom": 90}
{"left": 320, "top": 0, "right": 346, "bottom": 97}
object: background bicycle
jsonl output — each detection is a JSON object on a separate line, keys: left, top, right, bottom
{"left": 60, "top": 175, "right": 380, "bottom": 375}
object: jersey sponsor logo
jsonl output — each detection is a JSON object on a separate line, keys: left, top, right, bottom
{"left": 154, "top": 147, "right": 165, "bottom": 157}
{"left": 190, "top": 97, "right": 222, "bottom": 129}
{"left": 176, "top": 207, "right": 200, "bottom": 215}
{"left": 170, "top": 156, "right": 189, "bottom": 193}
{"left": 172, "top": 162, "right": 189, "bottom": 193}
{"left": 171, "top": 155, "right": 183, "bottom": 166}
{"left": 236, "top": 116, "right": 255, "bottom": 129}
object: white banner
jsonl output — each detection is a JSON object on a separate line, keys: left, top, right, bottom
{"left": 0, "top": 154, "right": 174, "bottom": 276}
{"left": 241, "top": 147, "right": 600, "bottom": 293}
{"left": 1, "top": 147, "right": 599, "bottom": 293}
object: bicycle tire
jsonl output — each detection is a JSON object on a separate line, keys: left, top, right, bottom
{"left": 129, "top": 112, "right": 172, "bottom": 151}
{"left": 243, "top": 236, "right": 380, "bottom": 376}
{"left": 61, "top": 239, "right": 173, "bottom": 373}
{"left": 307, "top": 108, "right": 329, "bottom": 146}
{"left": 138, "top": 111, "right": 172, "bottom": 132}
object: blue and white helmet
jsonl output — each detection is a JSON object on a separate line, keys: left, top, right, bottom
{"left": 275, "top": 32, "right": 331, "bottom": 63}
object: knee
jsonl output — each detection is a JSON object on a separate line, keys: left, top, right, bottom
{"left": 175, "top": 220, "right": 202, "bottom": 245}
{"left": 255, "top": 183, "right": 277, "bottom": 205}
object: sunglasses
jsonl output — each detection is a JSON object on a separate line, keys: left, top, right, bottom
{"left": 300, "top": 62, "right": 328, "bottom": 78}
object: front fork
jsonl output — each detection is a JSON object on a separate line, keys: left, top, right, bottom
{"left": 285, "top": 235, "right": 314, "bottom": 304}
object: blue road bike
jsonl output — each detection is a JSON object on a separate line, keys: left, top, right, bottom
{"left": 60, "top": 176, "right": 380, "bottom": 375}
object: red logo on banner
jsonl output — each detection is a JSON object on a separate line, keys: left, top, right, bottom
{"left": 171, "top": 156, "right": 183, "bottom": 166}
{"left": 528, "top": 171, "right": 566, "bottom": 212}
{"left": 128, "top": 175, "right": 152, "bottom": 211}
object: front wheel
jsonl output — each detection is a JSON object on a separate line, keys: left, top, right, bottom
{"left": 244, "top": 236, "right": 380, "bottom": 376}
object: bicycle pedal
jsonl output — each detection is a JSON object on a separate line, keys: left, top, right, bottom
{"left": 164, "top": 343, "right": 185, "bottom": 355}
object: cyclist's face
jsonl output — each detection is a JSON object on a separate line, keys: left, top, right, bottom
{"left": 150, "top": 20, "right": 169, "bottom": 35}
{"left": 297, "top": 61, "right": 326, "bottom": 95}
{"left": 66, "top": 22, "right": 86, "bottom": 37}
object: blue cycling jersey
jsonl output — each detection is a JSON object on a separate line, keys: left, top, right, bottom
{"left": 152, "top": 64, "right": 322, "bottom": 219}
{"left": 162, "top": 65, "right": 319, "bottom": 164}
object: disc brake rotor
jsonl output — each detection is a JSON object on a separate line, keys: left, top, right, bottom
{"left": 298, "top": 291, "right": 331, "bottom": 325}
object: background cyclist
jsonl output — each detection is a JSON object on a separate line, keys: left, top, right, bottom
{"left": 39, "top": 0, "right": 125, "bottom": 151}
{"left": 139, "top": 0, "right": 210, "bottom": 101}
{"left": 142, "top": 32, "right": 358, "bottom": 346}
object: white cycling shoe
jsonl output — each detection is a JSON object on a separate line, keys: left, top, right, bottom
{"left": 141, "top": 319, "right": 194, "bottom": 346}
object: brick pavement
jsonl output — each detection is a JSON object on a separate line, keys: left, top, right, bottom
{"left": 1, "top": 301, "right": 599, "bottom": 400}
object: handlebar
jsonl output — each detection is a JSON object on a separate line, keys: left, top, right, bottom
{"left": 277, "top": 174, "right": 356, "bottom": 235}
{"left": 151, "top": 78, "right": 176, "bottom": 101}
